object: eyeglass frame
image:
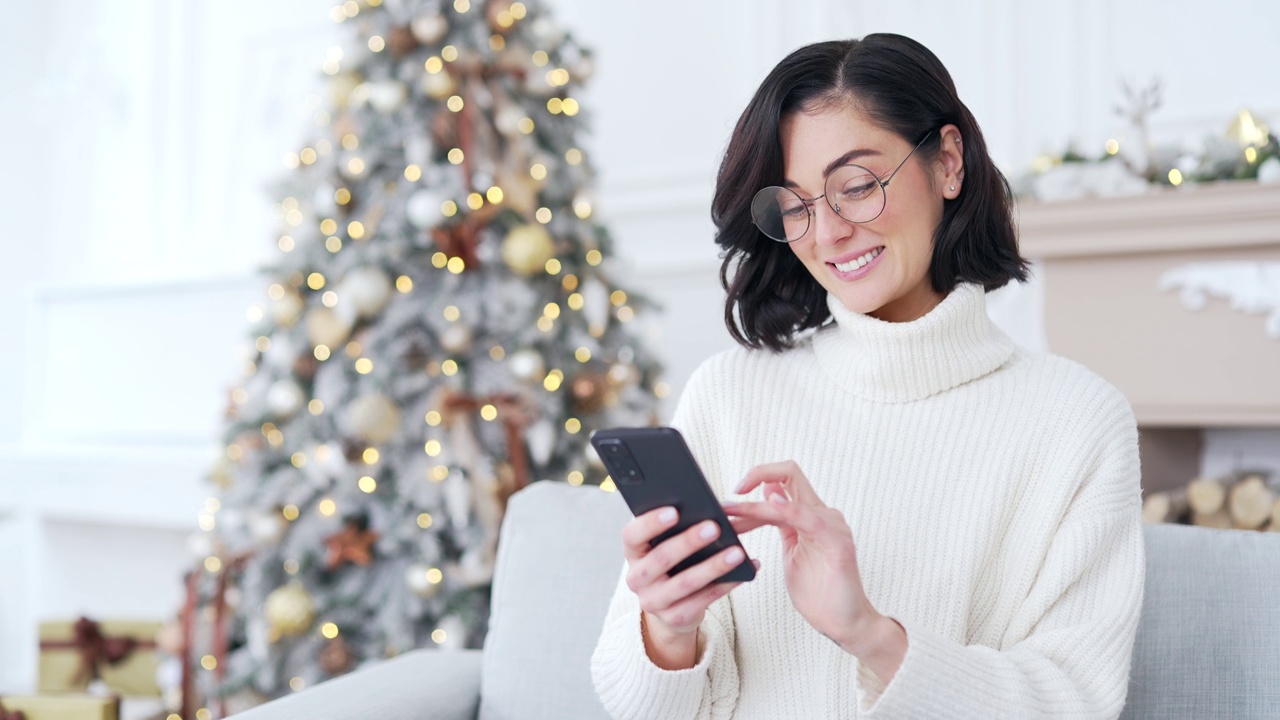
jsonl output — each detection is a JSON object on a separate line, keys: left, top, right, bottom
{"left": 751, "top": 129, "right": 936, "bottom": 243}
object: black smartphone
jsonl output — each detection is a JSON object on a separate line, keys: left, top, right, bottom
{"left": 590, "top": 426, "right": 755, "bottom": 583}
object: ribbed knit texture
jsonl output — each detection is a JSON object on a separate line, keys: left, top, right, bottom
{"left": 590, "top": 284, "right": 1145, "bottom": 719}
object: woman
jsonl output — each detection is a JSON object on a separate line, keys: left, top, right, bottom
{"left": 591, "top": 34, "right": 1143, "bottom": 719}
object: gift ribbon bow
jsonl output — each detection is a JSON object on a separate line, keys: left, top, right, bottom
{"left": 0, "top": 699, "right": 26, "bottom": 720}
{"left": 39, "top": 616, "right": 155, "bottom": 686}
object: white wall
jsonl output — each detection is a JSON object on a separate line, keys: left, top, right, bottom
{"left": 2, "top": 0, "right": 1279, "bottom": 692}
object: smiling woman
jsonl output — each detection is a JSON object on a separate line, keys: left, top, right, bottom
{"left": 592, "top": 33, "right": 1144, "bottom": 720}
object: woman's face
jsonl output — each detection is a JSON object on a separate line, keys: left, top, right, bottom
{"left": 778, "top": 104, "right": 962, "bottom": 322}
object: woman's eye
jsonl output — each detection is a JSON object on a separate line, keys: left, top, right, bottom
{"left": 840, "top": 181, "right": 876, "bottom": 200}
{"left": 780, "top": 204, "right": 808, "bottom": 219}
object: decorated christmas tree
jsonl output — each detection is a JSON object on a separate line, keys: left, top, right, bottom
{"left": 185, "top": 0, "right": 664, "bottom": 710}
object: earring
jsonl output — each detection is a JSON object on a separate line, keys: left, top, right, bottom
{"left": 950, "top": 185, "right": 956, "bottom": 192}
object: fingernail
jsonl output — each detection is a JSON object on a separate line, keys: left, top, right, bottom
{"left": 769, "top": 493, "right": 787, "bottom": 506}
{"left": 659, "top": 507, "right": 677, "bottom": 523}
{"left": 724, "top": 547, "right": 744, "bottom": 565}
{"left": 721, "top": 499, "right": 739, "bottom": 508}
{"left": 699, "top": 522, "right": 718, "bottom": 539}
{"left": 734, "top": 477, "right": 749, "bottom": 492}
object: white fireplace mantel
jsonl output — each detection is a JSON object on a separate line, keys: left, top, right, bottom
{"left": 1017, "top": 181, "right": 1280, "bottom": 427}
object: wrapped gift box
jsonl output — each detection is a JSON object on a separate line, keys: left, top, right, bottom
{"left": 0, "top": 694, "right": 120, "bottom": 720}
{"left": 38, "top": 619, "right": 162, "bottom": 698}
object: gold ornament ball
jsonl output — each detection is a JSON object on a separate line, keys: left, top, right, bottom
{"left": 346, "top": 393, "right": 403, "bottom": 444}
{"left": 306, "top": 307, "right": 353, "bottom": 348}
{"left": 501, "top": 224, "right": 556, "bottom": 276}
{"left": 264, "top": 582, "right": 316, "bottom": 637}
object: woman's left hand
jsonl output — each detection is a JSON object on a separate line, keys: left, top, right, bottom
{"left": 725, "top": 461, "right": 897, "bottom": 661}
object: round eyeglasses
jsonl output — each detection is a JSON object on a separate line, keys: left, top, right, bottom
{"left": 750, "top": 130, "right": 934, "bottom": 243}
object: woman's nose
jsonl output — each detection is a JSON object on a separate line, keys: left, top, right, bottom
{"left": 810, "top": 198, "right": 853, "bottom": 247}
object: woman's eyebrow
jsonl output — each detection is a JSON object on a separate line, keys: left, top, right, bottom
{"left": 783, "top": 147, "right": 882, "bottom": 188}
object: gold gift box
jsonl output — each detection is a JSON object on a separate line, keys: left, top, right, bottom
{"left": 38, "top": 620, "right": 163, "bottom": 698}
{"left": 0, "top": 694, "right": 120, "bottom": 720}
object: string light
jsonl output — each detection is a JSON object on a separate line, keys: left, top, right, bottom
{"left": 299, "top": 148, "right": 318, "bottom": 164}
{"left": 285, "top": 209, "right": 303, "bottom": 225}
{"left": 536, "top": 316, "right": 554, "bottom": 332}
{"left": 355, "top": 358, "right": 374, "bottom": 374}
{"left": 284, "top": 152, "right": 300, "bottom": 169}
{"left": 289, "top": 677, "right": 305, "bottom": 692}
{"left": 308, "top": 273, "right": 326, "bottom": 289}
{"left": 562, "top": 274, "right": 579, "bottom": 291}
{"left": 325, "top": 237, "right": 343, "bottom": 253}
{"left": 348, "top": 221, "right": 366, "bottom": 239}
{"left": 201, "top": 656, "right": 217, "bottom": 671}
{"left": 448, "top": 148, "right": 465, "bottom": 164}
{"left": 490, "top": 345, "right": 506, "bottom": 360}
{"left": 425, "top": 410, "right": 442, "bottom": 426}
{"left": 1168, "top": 168, "right": 1184, "bottom": 186}
{"left": 319, "top": 498, "right": 337, "bottom": 516}
{"left": 204, "top": 557, "right": 222, "bottom": 573}
{"left": 486, "top": 186, "right": 504, "bottom": 204}
{"left": 431, "top": 465, "right": 450, "bottom": 482}
{"left": 446, "top": 95, "right": 464, "bottom": 113}
{"left": 342, "top": 1, "right": 359, "bottom": 18}
{"left": 1245, "top": 146, "right": 1258, "bottom": 163}
{"left": 453, "top": 0, "right": 470, "bottom": 13}
{"left": 341, "top": 133, "right": 359, "bottom": 150}
{"left": 363, "top": 448, "right": 380, "bottom": 464}
{"left": 617, "top": 306, "right": 635, "bottom": 322}
{"left": 441, "top": 200, "right": 458, "bottom": 217}
{"left": 566, "top": 148, "right": 583, "bottom": 165}
{"left": 480, "top": 404, "right": 498, "bottom": 421}
{"left": 283, "top": 505, "right": 300, "bottom": 521}
{"left": 532, "top": 50, "right": 548, "bottom": 67}
{"left": 544, "top": 370, "right": 563, "bottom": 391}
{"left": 1105, "top": 139, "right": 1120, "bottom": 155}
{"left": 321, "top": 291, "right": 338, "bottom": 307}
{"left": 321, "top": 623, "right": 340, "bottom": 639}
{"left": 467, "top": 192, "right": 484, "bottom": 209}
{"left": 443, "top": 305, "right": 461, "bottom": 321}
{"left": 586, "top": 249, "right": 603, "bottom": 266}
{"left": 425, "top": 57, "right": 444, "bottom": 74}
{"left": 543, "top": 302, "right": 561, "bottom": 319}
{"left": 610, "top": 290, "right": 628, "bottom": 306}
{"left": 547, "top": 98, "right": 563, "bottom": 114}
{"left": 562, "top": 98, "right": 580, "bottom": 116}
{"left": 447, "top": 257, "right": 465, "bottom": 274}
{"left": 358, "top": 476, "right": 377, "bottom": 493}
{"left": 314, "top": 345, "right": 331, "bottom": 361}
{"left": 368, "top": 35, "right": 386, "bottom": 52}
{"left": 575, "top": 347, "right": 591, "bottom": 363}
{"left": 567, "top": 471, "right": 584, "bottom": 485}
{"left": 511, "top": 2, "right": 527, "bottom": 19}
{"left": 530, "top": 163, "right": 547, "bottom": 180}
{"left": 654, "top": 381, "right": 671, "bottom": 398}
{"left": 432, "top": 629, "right": 447, "bottom": 644}
{"left": 535, "top": 207, "right": 552, "bottom": 224}
{"left": 405, "top": 164, "right": 423, "bottom": 181}
{"left": 565, "top": 418, "right": 582, "bottom": 433}
{"left": 442, "top": 45, "right": 459, "bottom": 62}
{"left": 517, "top": 117, "right": 535, "bottom": 134}
{"left": 489, "top": 35, "right": 506, "bottom": 51}
{"left": 600, "top": 477, "right": 617, "bottom": 492}
{"left": 567, "top": 292, "right": 584, "bottom": 310}
{"left": 346, "top": 342, "right": 362, "bottom": 358}
{"left": 441, "top": 359, "right": 459, "bottom": 375}
{"left": 432, "top": 252, "right": 448, "bottom": 268}
{"left": 320, "top": 219, "right": 338, "bottom": 235}
{"left": 291, "top": 452, "right": 307, "bottom": 468}
{"left": 347, "top": 157, "right": 366, "bottom": 175}
{"left": 417, "top": 513, "right": 434, "bottom": 529}
{"left": 545, "top": 258, "right": 562, "bottom": 274}
{"left": 309, "top": 399, "right": 324, "bottom": 415}
{"left": 396, "top": 275, "right": 413, "bottom": 293}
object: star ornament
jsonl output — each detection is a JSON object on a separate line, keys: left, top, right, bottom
{"left": 324, "top": 519, "right": 379, "bottom": 570}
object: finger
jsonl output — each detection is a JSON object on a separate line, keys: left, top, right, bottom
{"left": 734, "top": 460, "right": 822, "bottom": 505}
{"left": 621, "top": 506, "right": 679, "bottom": 562}
{"left": 729, "top": 515, "right": 770, "bottom": 535}
{"left": 645, "top": 544, "right": 749, "bottom": 610}
{"left": 724, "top": 496, "right": 826, "bottom": 536}
{"left": 649, "top": 576, "right": 745, "bottom": 631}
{"left": 627, "top": 519, "right": 723, "bottom": 591}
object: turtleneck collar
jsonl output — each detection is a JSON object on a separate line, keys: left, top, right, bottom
{"left": 809, "top": 283, "right": 1016, "bottom": 403}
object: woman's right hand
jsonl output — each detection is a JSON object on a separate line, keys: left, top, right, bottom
{"left": 621, "top": 506, "right": 755, "bottom": 669}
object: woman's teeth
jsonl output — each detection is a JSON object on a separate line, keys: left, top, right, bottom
{"left": 833, "top": 247, "right": 882, "bottom": 273}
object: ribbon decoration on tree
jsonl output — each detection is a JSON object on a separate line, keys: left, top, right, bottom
{"left": 38, "top": 617, "right": 155, "bottom": 687}
{"left": 0, "top": 699, "right": 26, "bottom": 720}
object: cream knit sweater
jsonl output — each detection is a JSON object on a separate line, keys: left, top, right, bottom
{"left": 590, "top": 283, "right": 1144, "bottom": 719}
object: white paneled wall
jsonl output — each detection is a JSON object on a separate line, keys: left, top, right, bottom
{"left": 2, "top": 0, "right": 1279, "bottom": 693}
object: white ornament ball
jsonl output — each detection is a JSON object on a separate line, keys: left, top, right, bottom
{"left": 186, "top": 532, "right": 214, "bottom": 559}
{"left": 422, "top": 71, "right": 456, "bottom": 100}
{"left": 439, "top": 323, "right": 473, "bottom": 354}
{"left": 249, "top": 512, "right": 287, "bottom": 544}
{"left": 264, "top": 582, "right": 315, "bottom": 637}
{"left": 500, "top": 224, "right": 556, "bottom": 276}
{"left": 347, "top": 393, "right": 403, "bottom": 444}
{"left": 410, "top": 13, "right": 448, "bottom": 43}
{"left": 528, "top": 17, "right": 565, "bottom": 48}
{"left": 494, "top": 105, "right": 526, "bottom": 136}
{"left": 507, "top": 349, "right": 545, "bottom": 381}
{"left": 267, "top": 379, "right": 306, "bottom": 418}
{"left": 272, "top": 291, "right": 304, "bottom": 327}
{"left": 367, "top": 81, "right": 408, "bottom": 113}
{"left": 405, "top": 563, "right": 441, "bottom": 598}
{"left": 339, "top": 266, "right": 393, "bottom": 319}
{"left": 306, "top": 307, "right": 353, "bottom": 348}
{"left": 1258, "top": 156, "right": 1280, "bottom": 184}
{"left": 525, "top": 418, "right": 556, "bottom": 466}
{"left": 406, "top": 188, "right": 448, "bottom": 229}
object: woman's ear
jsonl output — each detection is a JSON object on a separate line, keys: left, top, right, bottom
{"left": 937, "top": 123, "right": 964, "bottom": 199}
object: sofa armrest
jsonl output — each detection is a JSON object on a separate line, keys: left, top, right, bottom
{"left": 228, "top": 648, "right": 482, "bottom": 720}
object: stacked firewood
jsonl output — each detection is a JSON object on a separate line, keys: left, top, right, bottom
{"left": 1142, "top": 470, "right": 1280, "bottom": 531}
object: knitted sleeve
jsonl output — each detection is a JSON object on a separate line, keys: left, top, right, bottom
{"left": 855, "top": 383, "right": 1145, "bottom": 720}
{"left": 590, "top": 358, "right": 741, "bottom": 719}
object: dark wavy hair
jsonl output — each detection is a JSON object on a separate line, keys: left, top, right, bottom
{"left": 713, "top": 34, "right": 1029, "bottom": 351}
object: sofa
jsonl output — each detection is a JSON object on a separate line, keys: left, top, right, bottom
{"left": 230, "top": 480, "right": 1280, "bottom": 720}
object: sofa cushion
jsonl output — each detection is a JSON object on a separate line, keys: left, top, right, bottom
{"left": 1120, "top": 523, "right": 1280, "bottom": 719}
{"left": 479, "top": 481, "right": 631, "bottom": 720}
